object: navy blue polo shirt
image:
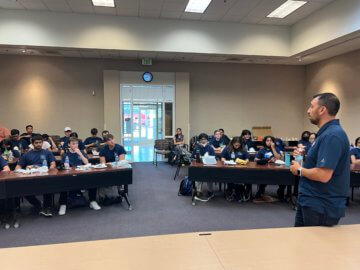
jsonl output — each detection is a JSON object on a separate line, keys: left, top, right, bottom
{"left": 244, "top": 139, "right": 255, "bottom": 151}
{"left": 62, "top": 150, "right": 88, "bottom": 167}
{"left": 0, "top": 156, "right": 8, "bottom": 170}
{"left": 298, "top": 119, "right": 350, "bottom": 218}
{"left": 191, "top": 144, "right": 215, "bottom": 158}
{"left": 221, "top": 146, "right": 249, "bottom": 161}
{"left": 256, "top": 147, "right": 280, "bottom": 160}
{"left": 350, "top": 148, "right": 360, "bottom": 161}
{"left": 99, "top": 144, "right": 126, "bottom": 162}
{"left": 18, "top": 149, "right": 55, "bottom": 168}
{"left": 10, "top": 139, "right": 29, "bottom": 150}
{"left": 210, "top": 138, "right": 226, "bottom": 148}
{"left": 84, "top": 137, "right": 103, "bottom": 146}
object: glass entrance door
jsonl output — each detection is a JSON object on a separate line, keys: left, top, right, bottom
{"left": 122, "top": 102, "right": 162, "bottom": 162}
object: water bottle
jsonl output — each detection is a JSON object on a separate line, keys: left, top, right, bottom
{"left": 8, "top": 151, "right": 14, "bottom": 163}
{"left": 42, "top": 158, "right": 48, "bottom": 168}
{"left": 285, "top": 152, "right": 291, "bottom": 167}
{"left": 195, "top": 149, "right": 201, "bottom": 163}
{"left": 231, "top": 152, "right": 236, "bottom": 160}
{"left": 295, "top": 154, "right": 303, "bottom": 167}
{"left": 114, "top": 153, "right": 119, "bottom": 166}
{"left": 64, "top": 156, "right": 70, "bottom": 170}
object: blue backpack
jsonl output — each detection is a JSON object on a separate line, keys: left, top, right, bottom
{"left": 178, "top": 177, "right": 193, "bottom": 196}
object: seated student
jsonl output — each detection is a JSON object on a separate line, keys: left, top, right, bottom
{"left": 274, "top": 138, "right": 285, "bottom": 153}
{"left": 254, "top": 136, "right": 284, "bottom": 199}
{"left": 60, "top": 127, "right": 72, "bottom": 147}
{"left": 173, "top": 128, "right": 185, "bottom": 146}
{"left": 10, "top": 129, "right": 29, "bottom": 152}
{"left": 58, "top": 137, "right": 101, "bottom": 215}
{"left": 308, "top": 132, "right": 316, "bottom": 145}
{"left": 210, "top": 130, "right": 226, "bottom": 153}
{"left": 241, "top": 129, "right": 256, "bottom": 151}
{"left": 350, "top": 137, "right": 360, "bottom": 165}
{"left": 29, "top": 134, "right": 58, "bottom": 152}
{"left": 60, "top": 132, "right": 85, "bottom": 155}
{"left": 219, "top": 128, "right": 230, "bottom": 146}
{"left": 0, "top": 156, "right": 14, "bottom": 229}
{"left": 15, "top": 135, "right": 56, "bottom": 217}
{"left": 0, "top": 139, "right": 21, "bottom": 163}
{"left": 191, "top": 133, "right": 215, "bottom": 202}
{"left": 221, "top": 137, "right": 251, "bottom": 202}
{"left": 99, "top": 134, "right": 126, "bottom": 163}
{"left": 84, "top": 128, "right": 103, "bottom": 149}
{"left": 298, "top": 131, "right": 312, "bottom": 153}
{"left": 20, "top": 125, "right": 39, "bottom": 145}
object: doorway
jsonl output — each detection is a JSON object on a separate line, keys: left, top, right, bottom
{"left": 121, "top": 85, "right": 175, "bottom": 162}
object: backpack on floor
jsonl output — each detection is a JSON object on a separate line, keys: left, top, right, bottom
{"left": 68, "top": 191, "right": 88, "bottom": 209}
{"left": 178, "top": 177, "right": 193, "bottom": 196}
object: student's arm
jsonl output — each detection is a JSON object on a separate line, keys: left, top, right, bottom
{"left": 119, "top": 154, "right": 125, "bottom": 161}
{"left": 2, "top": 165, "right": 10, "bottom": 172}
{"left": 351, "top": 155, "right": 360, "bottom": 165}
{"left": 75, "top": 149, "right": 89, "bottom": 165}
{"left": 49, "top": 137, "right": 58, "bottom": 151}
{"left": 49, "top": 161, "right": 56, "bottom": 169}
{"left": 100, "top": 157, "right": 106, "bottom": 164}
{"left": 270, "top": 143, "right": 281, "bottom": 159}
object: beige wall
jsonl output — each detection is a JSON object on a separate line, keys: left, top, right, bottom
{"left": 0, "top": 54, "right": 306, "bottom": 142}
{"left": 305, "top": 49, "right": 360, "bottom": 143}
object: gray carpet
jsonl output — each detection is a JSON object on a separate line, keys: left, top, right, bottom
{"left": 1, "top": 162, "right": 360, "bottom": 248}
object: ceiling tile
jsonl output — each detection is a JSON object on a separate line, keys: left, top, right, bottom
{"left": 42, "top": 0, "right": 71, "bottom": 12}
{"left": 17, "top": 0, "right": 48, "bottom": 10}
{"left": 94, "top": 6, "right": 117, "bottom": 15}
{"left": 115, "top": 0, "right": 139, "bottom": 9}
{"left": 0, "top": 0, "right": 25, "bottom": 9}
{"left": 162, "top": 0, "right": 186, "bottom": 12}
{"left": 67, "top": 0, "right": 95, "bottom": 14}
{"left": 116, "top": 8, "right": 138, "bottom": 16}
{"left": 240, "top": 16, "right": 263, "bottom": 24}
{"left": 160, "top": 11, "right": 182, "bottom": 19}
{"left": 139, "top": 9, "right": 161, "bottom": 18}
{"left": 139, "top": 0, "right": 164, "bottom": 10}
{"left": 180, "top": 12, "right": 202, "bottom": 20}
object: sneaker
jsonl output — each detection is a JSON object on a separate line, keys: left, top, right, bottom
{"left": 39, "top": 208, "right": 53, "bottom": 217}
{"left": 58, "top": 205, "right": 67, "bottom": 216}
{"left": 4, "top": 223, "right": 10, "bottom": 230}
{"left": 89, "top": 201, "right": 101, "bottom": 211}
{"left": 13, "top": 221, "right": 20, "bottom": 229}
{"left": 194, "top": 192, "right": 210, "bottom": 202}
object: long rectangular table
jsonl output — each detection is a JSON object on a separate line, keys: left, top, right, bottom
{"left": 0, "top": 166, "right": 133, "bottom": 210}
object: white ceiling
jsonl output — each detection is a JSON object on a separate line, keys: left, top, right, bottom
{"left": 0, "top": 0, "right": 335, "bottom": 26}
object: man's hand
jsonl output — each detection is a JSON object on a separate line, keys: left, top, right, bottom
{"left": 75, "top": 148, "right": 82, "bottom": 155}
{"left": 290, "top": 160, "right": 301, "bottom": 175}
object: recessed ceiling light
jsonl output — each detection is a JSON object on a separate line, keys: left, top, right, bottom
{"left": 185, "top": 0, "right": 212, "bottom": 13}
{"left": 91, "top": 0, "right": 115, "bottom": 8}
{"left": 267, "top": 1, "right": 307, "bottom": 19}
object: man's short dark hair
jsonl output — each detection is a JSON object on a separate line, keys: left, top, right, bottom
{"left": 355, "top": 137, "right": 360, "bottom": 146}
{"left": 69, "top": 137, "right": 79, "bottom": 143}
{"left": 11, "top": 129, "right": 20, "bottom": 136}
{"left": 31, "top": 135, "right": 43, "bottom": 143}
{"left": 91, "top": 128, "right": 98, "bottom": 135}
{"left": 313, "top": 93, "right": 340, "bottom": 116}
{"left": 104, "top": 134, "right": 114, "bottom": 142}
{"left": 198, "top": 133, "right": 208, "bottom": 141}
{"left": 26, "top": 125, "right": 33, "bottom": 129}
{"left": 70, "top": 132, "right": 78, "bottom": 138}
{"left": 219, "top": 128, "right": 225, "bottom": 133}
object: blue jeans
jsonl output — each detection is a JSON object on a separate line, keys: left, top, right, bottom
{"left": 295, "top": 204, "right": 340, "bottom": 227}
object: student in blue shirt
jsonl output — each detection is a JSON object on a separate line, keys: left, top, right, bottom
{"left": 99, "top": 134, "right": 126, "bottom": 163}
{"left": 20, "top": 125, "right": 39, "bottom": 145}
{"left": 10, "top": 129, "right": 29, "bottom": 152}
{"left": 61, "top": 132, "right": 85, "bottom": 154}
{"left": 254, "top": 136, "right": 283, "bottom": 199}
{"left": 15, "top": 135, "right": 56, "bottom": 217}
{"left": 291, "top": 93, "right": 350, "bottom": 227}
{"left": 298, "top": 131, "right": 312, "bottom": 153}
{"left": 0, "top": 156, "right": 13, "bottom": 229}
{"left": 58, "top": 137, "right": 101, "bottom": 216}
{"left": 84, "top": 128, "right": 103, "bottom": 149}
{"left": 241, "top": 129, "right": 255, "bottom": 151}
{"left": 309, "top": 132, "right": 316, "bottom": 145}
{"left": 0, "top": 156, "right": 10, "bottom": 171}
{"left": 221, "top": 137, "right": 251, "bottom": 202}
{"left": 60, "top": 127, "right": 72, "bottom": 147}
{"left": 219, "top": 128, "right": 230, "bottom": 146}
{"left": 191, "top": 133, "right": 215, "bottom": 202}
{"left": 350, "top": 137, "right": 360, "bottom": 165}
{"left": 210, "top": 130, "right": 226, "bottom": 153}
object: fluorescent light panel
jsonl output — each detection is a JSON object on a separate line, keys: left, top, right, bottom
{"left": 185, "top": 0, "right": 212, "bottom": 13}
{"left": 267, "top": 0, "right": 307, "bottom": 18}
{"left": 92, "top": 0, "right": 115, "bottom": 8}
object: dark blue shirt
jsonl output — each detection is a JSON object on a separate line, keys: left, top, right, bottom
{"left": 84, "top": 137, "right": 103, "bottom": 146}
{"left": 244, "top": 139, "right": 255, "bottom": 151}
{"left": 274, "top": 138, "right": 285, "bottom": 152}
{"left": 221, "top": 146, "right": 249, "bottom": 161}
{"left": 62, "top": 150, "right": 87, "bottom": 167}
{"left": 350, "top": 148, "right": 360, "bottom": 162}
{"left": 299, "top": 119, "right": 350, "bottom": 218}
{"left": 210, "top": 138, "right": 226, "bottom": 149}
{"left": 256, "top": 147, "right": 280, "bottom": 160}
{"left": 191, "top": 144, "right": 215, "bottom": 158}
{"left": 99, "top": 144, "right": 126, "bottom": 162}
{"left": 298, "top": 139, "right": 312, "bottom": 153}
{"left": 10, "top": 139, "right": 29, "bottom": 151}
{"left": 60, "top": 136, "right": 70, "bottom": 145}
{"left": 62, "top": 140, "right": 85, "bottom": 151}
{"left": 0, "top": 156, "right": 8, "bottom": 170}
{"left": 18, "top": 149, "right": 55, "bottom": 168}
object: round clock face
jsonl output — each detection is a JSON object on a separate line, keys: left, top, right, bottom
{"left": 142, "top": 72, "right": 153, "bottom": 82}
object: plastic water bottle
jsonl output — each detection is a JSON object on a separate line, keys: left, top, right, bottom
{"left": 42, "top": 159, "right": 48, "bottom": 168}
{"left": 195, "top": 149, "right": 201, "bottom": 163}
{"left": 64, "top": 156, "right": 70, "bottom": 170}
{"left": 295, "top": 154, "right": 303, "bottom": 167}
{"left": 285, "top": 152, "right": 291, "bottom": 167}
{"left": 114, "top": 153, "right": 119, "bottom": 166}
{"left": 8, "top": 151, "right": 14, "bottom": 163}
{"left": 231, "top": 152, "right": 236, "bottom": 160}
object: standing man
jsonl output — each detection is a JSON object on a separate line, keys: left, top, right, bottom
{"left": 290, "top": 93, "right": 350, "bottom": 227}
